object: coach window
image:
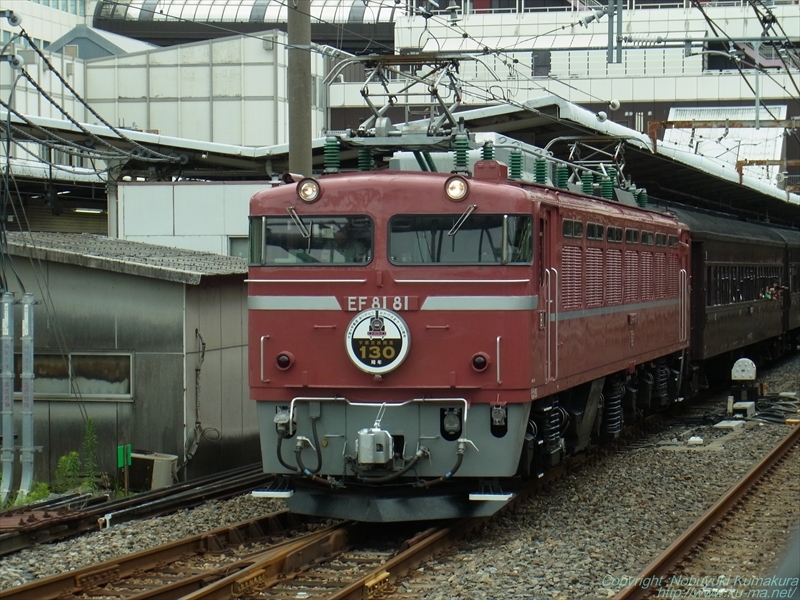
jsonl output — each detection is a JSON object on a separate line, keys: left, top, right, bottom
{"left": 251, "top": 216, "right": 373, "bottom": 265}
{"left": 668, "top": 235, "right": 678, "bottom": 248}
{"left": 389, "top": 214, "right": 532, "bottom": 265}
{"left": 625, "top": 229, "right": 639, "bottom": 244}
{"left": 641, "top": 231, "right": 654, "bottom": 245}
{"left": 656, "top": 233, "right": 667, "bottom": 247}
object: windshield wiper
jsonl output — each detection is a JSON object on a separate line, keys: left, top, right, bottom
{"left": 448, "top": 204, "right": 477, "bottom": 237}
{"left": 286, "top": 206, "right": 310, "bottom": 238}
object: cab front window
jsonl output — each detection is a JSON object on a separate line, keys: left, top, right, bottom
{"left": 249, "top": 216, "right": 373, "bottom": 265}
{"left": 389, "top": 214, "right": 533, "bottom": 265}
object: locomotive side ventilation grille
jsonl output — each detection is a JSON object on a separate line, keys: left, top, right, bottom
{"left": 641, "top": 252, "right": 654, "bottom": 301}
{"left": 667, "top": 254, "right": 679, "bottom": 297}
{"left": 606, "top": 249, "right": 622, "bottom": 305}
{"left": 655, "top": 253, "right": 667, "bottom": 299}
{"left": 562, "top": 245, "right": 583, "bottom": 310}
{"left": 624, "top": 251, "right": 639, "bottom": 303}
{"left": 586, "top": 247, "right": 603, "bottom": 308}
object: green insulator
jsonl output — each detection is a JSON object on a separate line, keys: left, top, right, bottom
{"left": 601, "top": 177, "right": 613, "bottom": 200}
{"left": 556, "top": 165, "right": 569, "bottom": 189}
{"left": 636, "top": 189, "right": 649, "bottom": 208}
{"left": 323, "top": 136, "right": 340, "bottom": 172}
{"left": 482, "top": 142, "right": 495, "bottom": 161}
{"left": 453, "top": 134, "right": 469, "bottom": 173}
{"left": 534, "top": 158, "right": 547, "bottom": 184}
{"left": 358, "top": 148, "right": 373, "bottom": 171}
{"left": 607, "top": 167, "right": 617, "bottom": 187}
{"left": 581, "top": 171, "right": 594, "bottom": 195}
{"left": 509, "top": 150, "right": 523, "bottom": 180}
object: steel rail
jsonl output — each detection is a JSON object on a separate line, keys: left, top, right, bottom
{"left": 0, "top": 464, "right": 269, "bottom": 557}
{"left": 0, "top": 509, "right": 315, "bottom": 600}
{"left": 613, "top": 423, "right": 800, "bottom": 600}
{"left": 175, "top": 520, "right": 480, "bottom": 600}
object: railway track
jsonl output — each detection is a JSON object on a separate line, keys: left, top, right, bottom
{"left": 613, "top": 423, "right": 800, "bottom": 600}
{"left": 0, "top": 413, "right": 674, "bottom": 599}
{"left": 0, "top": 508, "right": 483, "bottom": 600}
{"left": 0, "top": 464, "right": 270, "bottom": 557}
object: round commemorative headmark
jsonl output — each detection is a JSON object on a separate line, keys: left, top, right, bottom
{"left": 345, "top": 309, "right": 410, "bottom": 374}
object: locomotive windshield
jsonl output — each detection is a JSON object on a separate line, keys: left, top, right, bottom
{"left": 250, "top": 216, "right": 373, "bottom": 265}
{"left": 389, "top": 214, "right": 532, "bottom": 265}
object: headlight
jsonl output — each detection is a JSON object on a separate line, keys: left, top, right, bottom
{"left": 445, "top": 176, "right": 469, "bottom": 201}
{"left": 296, "top": 178, "right": 322, "bottom": 203}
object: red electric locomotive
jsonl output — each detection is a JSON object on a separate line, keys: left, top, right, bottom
{"left": 247, "top": 148, "right": 692, "bottom": 521}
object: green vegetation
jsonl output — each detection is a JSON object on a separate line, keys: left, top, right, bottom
{"left": 54, "top": 450, "right": 82, "bottom": 492}
{"left": 3, "top": 419, "right": 107, "bottom": 506}
{"left": 52, "top": 418, "right": 105, "bottom": 493}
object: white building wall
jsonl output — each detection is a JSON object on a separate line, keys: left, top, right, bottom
{"left": 0, "top": 2, "right": 89, "bottom": 153}
{"left": 333, "top": 2, "right": 799, "bottom": 113}
{"left": 118, "top": 181, "right": 272, "bottom": 253}
{"left": 1, "top": 0, "right": 86, "bottom": 46}
{"left": 85, "top": 31, "right": 328, "bottom": 146}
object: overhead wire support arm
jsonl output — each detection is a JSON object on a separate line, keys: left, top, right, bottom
{"left": 426, "top": 65, "right": 463, "bottom": 136}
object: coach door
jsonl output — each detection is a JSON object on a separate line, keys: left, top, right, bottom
{"left": 539, "top": 207, "right": 559, "bottom": 382}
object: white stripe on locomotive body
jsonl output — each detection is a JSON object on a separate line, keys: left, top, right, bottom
{"left": 248, "top": 295, "right": 539, "bottom": 311}
{"left": 420, "top": 296, "right": 538, "bottom": 311}
{"left": 553, "top": 298, "right": 681, "bottom": 321}
{"left": 247, "top": 295, "right": 678, "bottom": 313}
{"left": 248, "top": 296, "right": 341, "bottom": 310}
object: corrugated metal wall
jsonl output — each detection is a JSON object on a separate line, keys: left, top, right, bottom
{"left": 3, "top": 258, "right": 251, "bottom": 488}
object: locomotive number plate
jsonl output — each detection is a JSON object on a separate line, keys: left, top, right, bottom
{"left": 345, "top": 309, "right": 410, "bottom": 374}
{"left": 344, "top": 296, "right": 419, "bottom": 311}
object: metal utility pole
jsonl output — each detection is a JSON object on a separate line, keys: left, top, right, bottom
{"left": 1, "top": 293, "right": 14, "bottom": 505}
{"left": 18, "top": 293, "right": 34, "bottom": 499}
{"left": 607, "top": 0, "right": 622, "bottom": 63}
{"left": 287, "top": 0, "right": 313, "bottom": 176}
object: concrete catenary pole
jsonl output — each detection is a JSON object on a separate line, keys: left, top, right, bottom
{"left": 287, "top": 0, "right": 313, "bottom": 176}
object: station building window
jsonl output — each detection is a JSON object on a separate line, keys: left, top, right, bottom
{"left": 14, "top": 352, "right": 132, "bottom": 399}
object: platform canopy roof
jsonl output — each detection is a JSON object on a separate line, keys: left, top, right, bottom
{"left": 2, "top": 94, "right": 798, "bottom": 227}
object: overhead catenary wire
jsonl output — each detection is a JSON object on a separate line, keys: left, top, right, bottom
{"left": 689, "top": 0, "right": 800, "bottom": 146}
{"left": 14, "top": 69, "right": 176, "bottom": 163}
{"left": 18, "top": 28, "right": 183, "bottom": 164}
